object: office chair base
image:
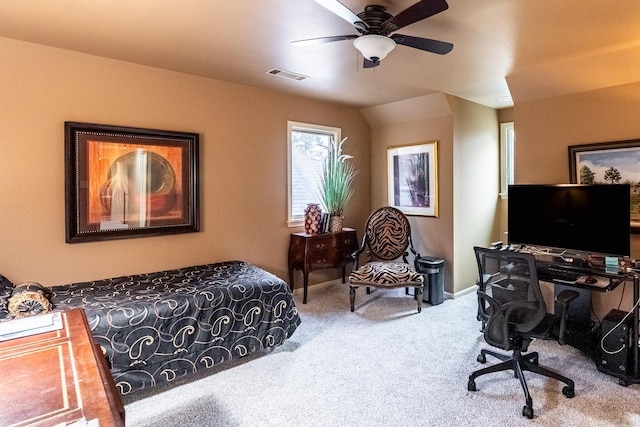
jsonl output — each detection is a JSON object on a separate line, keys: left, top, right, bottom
{"left": 468, "top": 349, "right": 575, "bottom": 419}
{"left": 478, "top": 349, "right": 539, "bottom": 370}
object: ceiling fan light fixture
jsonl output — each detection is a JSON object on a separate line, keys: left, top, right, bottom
{"left": 353, "top": 34, "right": 396, "bottom": 62}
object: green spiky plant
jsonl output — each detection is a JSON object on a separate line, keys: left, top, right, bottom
{"left": 319, "top": 137, "right": 357, "bottom": 217}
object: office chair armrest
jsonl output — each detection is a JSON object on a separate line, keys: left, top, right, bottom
{"left": 477, "top": 291, "right": 508, "bottom": 347}
{"left": 501, "top": 300, "right": 539, "bottom": 320}
{"left": 555, "top": 289, "right": 579, "bottom": 305}
{"left": 555, "top": 289, "right": 580, "bottom": 345}
{"left": 478, "top": 291, "right": 537, "bottom": 318}
{"left": 478, "top": 291, "right": 539, "bottom": 349}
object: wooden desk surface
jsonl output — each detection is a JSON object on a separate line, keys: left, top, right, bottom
{"left": 0, "top": 308, "right": 124, "bottom": 427}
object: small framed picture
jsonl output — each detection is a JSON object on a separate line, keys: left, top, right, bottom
{"left": 65, "top": 122, "right": 200, "bottom": 243}
{"left": 387, "top": 141, "right": 438, "bottom": 217}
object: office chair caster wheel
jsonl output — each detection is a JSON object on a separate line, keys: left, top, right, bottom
{"left": 562, "top": 386, "right": 575, "bottom": 398}
{"left": 467, "top": 378, "right": 477, "bottom": 392}
{"left": 477, "top": 354, "right": 486, "bottom": 363}
{"left": 522, "top": 405, "right": 533, "bottom": 419}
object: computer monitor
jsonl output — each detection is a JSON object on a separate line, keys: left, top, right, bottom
{"left": 508, "top": 184, "right": 630, "bottom": 257}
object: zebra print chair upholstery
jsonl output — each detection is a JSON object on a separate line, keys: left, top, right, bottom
{"left": 348, "top": 206, "right": 424, "bottom": 313}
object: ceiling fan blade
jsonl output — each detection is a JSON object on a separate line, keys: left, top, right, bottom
{"left": 314, "top": 0, "right": 369, "bottom": 31}
{"left": 292, "top": 34, "right": 359, "bottom": 47}
{"left": 383, "top": 0, "right": 449, "bottom": 32}
{"left": 391, "top": 34, "right": 453, "bottom": 55}
{"left": 363, "top": 58, "right": 380, "bottom": 68}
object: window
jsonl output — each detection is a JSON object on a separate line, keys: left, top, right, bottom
{"left": 500, "top": 122, "right": 515, "bottom": 199}
{"left": 287, "top": 121, "right": 341, "bottom": 226}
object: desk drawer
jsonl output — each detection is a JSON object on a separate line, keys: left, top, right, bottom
{"left": 309, "top": 236, "right": 340, "bottom": 252}
{"left": 309, "top": 252, "right": 341, "bottom": 268}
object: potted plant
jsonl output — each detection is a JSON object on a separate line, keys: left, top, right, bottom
{"left": 319, "top": 137, "right": 357, "bottom": 232}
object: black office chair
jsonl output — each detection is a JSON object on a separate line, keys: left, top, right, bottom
{"left": 468, "top": 246, "right": 578, "bottom": 419}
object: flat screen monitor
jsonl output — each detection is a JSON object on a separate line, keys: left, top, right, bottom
{"left": 508, "top": 184, "right": 630, "bottom": 257}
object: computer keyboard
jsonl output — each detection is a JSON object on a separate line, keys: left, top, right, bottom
{"left": 538, "top": 268, "right": 581, "bottom": 283}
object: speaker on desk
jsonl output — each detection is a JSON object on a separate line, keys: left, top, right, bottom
{"left": 600, "top": 309, "right": 633, "bottom": 375}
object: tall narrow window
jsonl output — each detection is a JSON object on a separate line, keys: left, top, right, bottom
{"left": 500, "top": 122, "right": 515, "bottom": 198}
{"left": 287, "top": 121, "right": 341, "bottom": 226}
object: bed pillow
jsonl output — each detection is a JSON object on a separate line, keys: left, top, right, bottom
{"left": 8, "top": 282, "right": 52, "bottom": 318}
{"left": 0, "top": 274, "right": 14, "bottom": 320}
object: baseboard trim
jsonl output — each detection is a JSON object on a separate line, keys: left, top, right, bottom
{"left": 292, "top": 279, "right": 343, "bottom": 299}
{"left": 293, "top": 280, "right": 476, "bottom": 302}
{"left": 451, "top": 285, "right": 477, "bottom": 299}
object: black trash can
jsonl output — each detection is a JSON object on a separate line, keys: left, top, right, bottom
{"left": 415, "top": 256, "right": 445, "bottom": 305}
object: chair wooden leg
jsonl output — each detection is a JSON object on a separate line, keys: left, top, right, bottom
{"left": 349, "top": 286, "right": 356, "bottom": 312}
{"left": 416, "top": 286, "right": 423, "bottom": 313}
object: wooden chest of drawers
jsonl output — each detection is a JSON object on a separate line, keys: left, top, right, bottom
{"left": 288, "top": 228, "right": 358, "bottom": 303}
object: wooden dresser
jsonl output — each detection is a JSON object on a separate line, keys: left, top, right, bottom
{"left": 0, "top": 308, "right": 125, "bottom": 427}
{"left": 288, "top": 228, "right": 358, "bottom": 303}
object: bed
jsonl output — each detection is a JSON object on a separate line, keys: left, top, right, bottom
{"left": 46, "top": 260, "right": 301, "bottom": 394}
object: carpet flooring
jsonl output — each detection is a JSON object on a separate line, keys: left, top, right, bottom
{"left": 122, "top": 281, "right": 640, "bottom": 426}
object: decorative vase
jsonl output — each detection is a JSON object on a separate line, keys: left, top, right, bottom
{"left": 329, "top": 215, "right": 343, "bottom": 233}
{"left": 304, "top": 203, "right": 322, "bottom": 235}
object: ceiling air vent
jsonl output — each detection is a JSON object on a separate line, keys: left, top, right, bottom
{"left": 266, "top": 68, "right": 308, "bottom": 82}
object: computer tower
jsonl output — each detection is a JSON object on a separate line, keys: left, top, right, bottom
{"left": 600, "top": 309, "right": 633, "bottom": 375}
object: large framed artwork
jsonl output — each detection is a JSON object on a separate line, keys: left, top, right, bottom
{"left": 387, "top": 141, "right": 438, "bottom": 217}
{"left": 569, "top": 139, "right": 640, "bottom": 233}
{"left": 65, "top": 122, "right": 200, "bottom": 243}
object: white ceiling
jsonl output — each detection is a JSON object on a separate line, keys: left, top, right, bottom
{"left": 1, "top": 0, "right": 640, "bottom": 109}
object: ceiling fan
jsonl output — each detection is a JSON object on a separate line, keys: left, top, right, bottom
{"left": 292, "top": 0, "right": 453, "bottom": 68}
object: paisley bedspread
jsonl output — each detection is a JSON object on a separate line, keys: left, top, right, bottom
{"left": 49, "top": 261, "right": 301, "bottom": 394}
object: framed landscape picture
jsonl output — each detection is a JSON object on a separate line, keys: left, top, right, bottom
{"left": 569, "top": 139, "right": 640, "bottom": 232}
{"left": 65, "top": 122, "right": 200, "bottom": 243}
{"left": 387, "top": 141, "right": 438, "bottom": 217}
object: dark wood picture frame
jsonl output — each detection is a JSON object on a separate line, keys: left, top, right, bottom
{"left": 65, "top": 122, "right": 200, "bottom": 243}
{"left": 569, "top": 139, "right": 640, "bottom": 233}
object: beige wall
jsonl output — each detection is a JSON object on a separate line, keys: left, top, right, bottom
{"left": 496, "top": 107, "right": 514, "bottom": 240}
{"left": 513, "top": 82, "right": 640, "bottom": 317}
{"left": 0, "top": 37, "right": 371, "bottom": 287}
{"left": 363, "top": 93, "right": 455, "bottom": 293}
{"left": 514, "top": 82, "right": 640, "bottom": 259}
{"left": 13, "top": 32, "right": 635, "bottom": 307}
{"left": 450, "top": 96, "right": 499, "bottom": 293}
{"left": 362, "top": 93, "right": 498, "bottom": 295}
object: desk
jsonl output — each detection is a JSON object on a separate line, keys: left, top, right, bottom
{"left": 525, "top": 251, "right": 639, "bottom": 385}
{"left": 288, "top": 228, "right": 358, "bottom": 304}
{"left": 0, "top": 309, "right": 125, "bottom": 426}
